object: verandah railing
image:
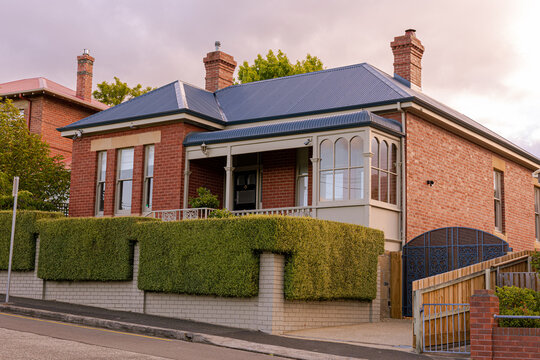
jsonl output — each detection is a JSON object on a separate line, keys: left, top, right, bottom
{"left": 147, "top": 206, "right": 314, "bottom": 221}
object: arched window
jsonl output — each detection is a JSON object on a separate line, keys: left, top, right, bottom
{"left": 371, "top": 138, "right": 379, "bottom": 201}
{"left": 320, "top": 140, "right": 333, "bottom": 201}
{"left": 350, "top": 137, "right": 364, "bottom": 199}
{"left": 371, "top": 137, "right": 399, "bottom": 204}
{"left": 334, "top": 138, "right": 348, "bottom": 200}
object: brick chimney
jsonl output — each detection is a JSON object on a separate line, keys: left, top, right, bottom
{"left": 76, "top": 49, "right": 94, "bottom": 101}
{"left": 203, "top": 41, "right": 237, "bottom": 92}
{"left": 390, "top": 29, "right": 425, "bottom": 89}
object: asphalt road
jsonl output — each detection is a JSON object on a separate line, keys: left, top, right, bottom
{"left": 0, "top": 312, "right": 287, "bottom": 360}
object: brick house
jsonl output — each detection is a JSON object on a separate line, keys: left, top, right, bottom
{"left": 0, "top": 51, "right": 108, "bottom": 166}
{"left": 60, "top": 30, "right": 540, "bottom": 254}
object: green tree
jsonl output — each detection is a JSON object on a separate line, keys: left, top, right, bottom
{"left": 0, "top": 98, "right": 70, "bottom": 210}
{"left": 237, "top": 50, "right": 324, "bottom": 84}
{"left": 92, "top": 77, "right": 155, "bottom": 106}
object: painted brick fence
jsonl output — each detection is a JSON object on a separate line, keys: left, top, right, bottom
{"left": 470, "top": 289, "right": 540, "bottom": 360}
{"left": 0, "top": 239, "right": 381, "bottom": 334}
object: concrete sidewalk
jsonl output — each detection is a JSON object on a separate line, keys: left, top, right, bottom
{"left": 0, "top": 295, "right": 447, "bottom": 360}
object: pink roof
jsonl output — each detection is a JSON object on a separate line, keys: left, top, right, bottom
{"left": 0, "top": 77, "right": 108, "bottom": 110}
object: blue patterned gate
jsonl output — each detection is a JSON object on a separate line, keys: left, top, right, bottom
{"left": 402, "top": 227, "right": 510, "bottom": 317}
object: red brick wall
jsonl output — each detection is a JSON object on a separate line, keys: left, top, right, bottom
{"left": 405, "top": 112, "right": 536, "bottom": 250}
{"left": 470, "top": 289, "right": 540, "bottom": 360}
{"left": 261, "top": 149, "right": 296, "bottom": 209}
{"left": 40, "top": 96, "right": 96, "bottom": 163}
{"left": 69, "top": 122, "right": 208, "bottom": 217}
{"left": 188, "top": 157, "right": 225, "bottom": 208}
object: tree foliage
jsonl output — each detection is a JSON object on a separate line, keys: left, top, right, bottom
{"left": 188, "top": 187, "right": 219, "bottom": 209}
{"left": 0, "top": 98, "right": 70, "bottom": 210}
{"left": 92, "top": 77, "right": 155, "bottom": 106}
{"left": 237, "top": 50, "right": 324, "bottom": 84}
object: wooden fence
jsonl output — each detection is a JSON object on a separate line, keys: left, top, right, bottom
{"left": 411, "top": 250, "right": 536, "bottom": 352}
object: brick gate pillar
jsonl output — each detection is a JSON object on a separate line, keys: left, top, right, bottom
{"left": 470, "top": 289, "right": 498, "bottom": 360}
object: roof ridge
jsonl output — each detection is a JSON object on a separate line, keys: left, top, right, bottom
{"left": 360, "top": 64, "right": 411, "bottom": 98}
{"left": 215, "top": 63, "right": 369, "bottom": 93}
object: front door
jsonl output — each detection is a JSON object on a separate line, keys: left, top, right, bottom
{"left": 234, "top": 171, "right": 257, "bottom": 210}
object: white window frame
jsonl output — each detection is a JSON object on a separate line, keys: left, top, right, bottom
{"left": 95, "top": 151, "right": 107, "bottom": 216}
{"left": 535, "top": 186, "right": 539, "bottom": 242}
{"left": 494, "top": 170, "right": 504, "bottom": 233}
{"left": 318, "top": 131, "right": 371, "bottom": 205}
{"left": 370, "top": 136, "right": 399, "bottom": 205}
{"left": 142, "top": 145, "right": 154, "bottom": 214}
{"left": 116, "top": 148, "right": 134, "bottom": 215}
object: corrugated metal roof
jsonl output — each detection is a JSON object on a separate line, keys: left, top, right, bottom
{"left": 214, "top": 63, "right": 410, "bottom": 122}
{"left": 183, "top": 110, "right": 402, "bottom": 146}
{"left": 183, "top": 83, "right": 224, "bottom": 121}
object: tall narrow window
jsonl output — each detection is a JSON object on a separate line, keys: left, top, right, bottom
{"left": 371, "top": 138, "right": 379, "bottom": 201}
{"left": 334, "top": 138, "right": 348, "bottom": 201}
{"left": 494, "top": 170, "right": 503, "bottom": 232}
{"left": 296, "top": 148, "right": 309, "bottom": 206}
{"left": 320, "top": 140, "right": 333, "bottom": 201}
{"left": 350, "top": 136, "right": 364, "bottom": 200}
{"left": 117, "top": 148, "right": 134, "bottom": 213}
{"left": 371, "top": 137, "right": 398, "bottom": 204}
{"left": 535, "top": 187, "right": 539, "bottom": 242}
{"left": 143, "top": 145, "right": 154, "bottom": 213}
{"left": 95, "top": 151, "right": 107, "bottom": 215}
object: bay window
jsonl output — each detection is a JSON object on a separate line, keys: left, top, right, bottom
{"left": 371, "top": 137, "right": 398, "bottom": 204}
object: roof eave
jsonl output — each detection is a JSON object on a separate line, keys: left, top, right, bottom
{"left": 1, "top": 88, "right": 108, "bottom": 111}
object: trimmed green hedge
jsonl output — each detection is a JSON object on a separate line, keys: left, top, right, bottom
{"left": 497, "top": 286, "right": 540, "bottom": 328}
{"left": 137, "top": 216, "right": 384, "bottom": 300}
{"left": 37, "top": 217, "right": 156, "bottom": 281}
{"left": 0, "top": 210, "right": 62, "bottom": 270}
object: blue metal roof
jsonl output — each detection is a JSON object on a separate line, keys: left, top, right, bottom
{"left": 183, "top": 110, "right": 402, "bottom": 146}
{"left": 58, "top": 81, "right": 225, "bottom": 131}
{"left": 214, "top": 63, "right": 411, "bottom": 123}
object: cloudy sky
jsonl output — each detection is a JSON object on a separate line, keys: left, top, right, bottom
{"left": 1, "top": 0, "right": 538, "bottom": 157}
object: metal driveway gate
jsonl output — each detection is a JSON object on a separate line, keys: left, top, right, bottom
{"left": 402, "top": 227, "right": 509, "bottom": 317}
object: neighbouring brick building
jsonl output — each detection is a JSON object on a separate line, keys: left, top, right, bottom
{"left": 60, "top": 31, "right": 540, "bottom": 256}
{"left": 0, "top": 50, "right": 108, "bottom": 166}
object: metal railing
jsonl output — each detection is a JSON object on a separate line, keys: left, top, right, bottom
{"left": 147, "top": 208, "right": 214, "bottom": 221}
{"left": 422, "top": 303, "right": 470, "bottom": 354}
{"left": 232, "top": 206, "right": 313, "bottom": 217}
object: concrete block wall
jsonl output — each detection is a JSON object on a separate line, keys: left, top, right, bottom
{"left": 0, "top": 239, "right": 43, "bottom": 300}
{"left": 43, "top": 244, "right": 144, "bottom": 313}
{"left": 1, "top": 245, "right": 380, "bottom": 335}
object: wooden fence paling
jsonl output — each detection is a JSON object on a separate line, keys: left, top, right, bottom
{"left": 411, "top": 251, "right": 535, "bottom": 352}
{"left": 390, "top": 252, "right": 402, "bottom": 319}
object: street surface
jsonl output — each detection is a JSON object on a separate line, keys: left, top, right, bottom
{"left": 0, "top": 312, "right": 286, "bottom": 360}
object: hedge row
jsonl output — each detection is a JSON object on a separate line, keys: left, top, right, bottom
{"left": 37, "top": 217, "right": 156, "bottom": 281}
{"left": 0, "top": 210, "right": 62, "bottom": 270}
{"left": 137, "top": 216, "right": 384, "bottom": 301}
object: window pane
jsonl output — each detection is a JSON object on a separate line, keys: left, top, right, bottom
{"left": 380, "top": 171, "right": 388, "bottom": 203}
{"left": 119, "top": 180, "right": 132, "bottom": 210}
{"left": 350, "top": 137, "right": 364, "bottom": 167}
{"left": 371, "top": 169, "right": 379, "bottom": 200}
{"left": 297, "top": 148, "right": 309, "bottom": 176}
{"left": 334, "top": 169, "right": 348, "bottom": 201}
{"left": 493, "top": 171, "right": 501, "bottom": 199}
{"left": 145, "top": 179, "right": 153, "bottom": 209}
{"left": 97, "top": 183, "right": 105, "bottom": 212}
{"left": 381, "top": 141, "right": 388, "bottom": 170}
{"left": 119, "top": 148, "right": 134, "bottom": 180}
{"left": 99, "top": 152, "right": 107, "bottom": 182}
{"left": 390, "top": 144, "right": 397, "bottom": 173}
{"left": 335, "top": 138, "right": 348, "bottom": 168}
{"left": 350, "top": 168, "right": 364, "bottom": 200}
{"left": 320, "top": 140, "right": 332, "bottom": 170}
{"left": 320, "top": 170, "right": 333, "bottom": 201}
{"left": 389, "top": 174, "right": 397, "bottom": 204}
{"left": 494, "top": 199, "right": 501, "bottom": 230}
{"left": 146, "top": 146, "right": 154, "bottom": 177}
{"left": 371, "top": 138, "right": 379, "bottom": 168}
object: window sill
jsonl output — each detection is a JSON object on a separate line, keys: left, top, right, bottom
{"left": 493, "top": 230, "right": 507, "bottom": 241}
